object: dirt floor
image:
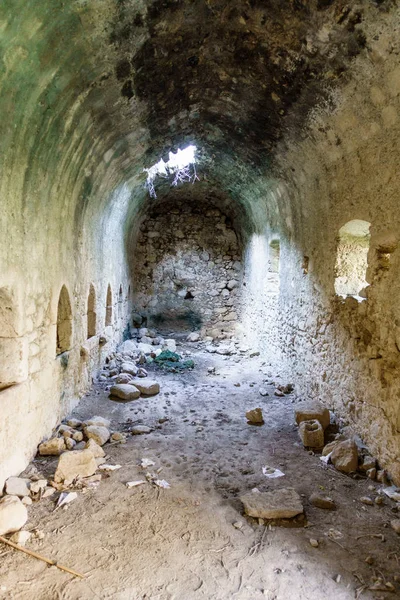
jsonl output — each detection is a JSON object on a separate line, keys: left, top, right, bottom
{"left": 1, "top": 341, "right": 399, "bottom": 600}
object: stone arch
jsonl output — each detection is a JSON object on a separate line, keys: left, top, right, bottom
{"left": 56, "top": 285, "right": 73, "bottom": 355}
{"left": 87, "top": 284, "right": 97, "bottom": 338}
{"left": 334, "top": 220, "right": 371, "bottom": 300}
{"left": 105, "top": 284, "right": 113, "bottom": 327}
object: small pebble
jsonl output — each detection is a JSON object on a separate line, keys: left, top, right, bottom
{"left": 309, "top": 538, "right": 319, "bottom": 548}
{"left": 360, "top": 496, "right": 374, "bottom": 506}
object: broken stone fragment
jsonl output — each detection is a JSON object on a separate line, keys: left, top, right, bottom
{"left": 295, "top": 402, "right": 330, "bottom": 430}
{"left": 54, "top": 449, "right": 98, "bottom": 483}
{"left": 85, "top": 438, "right": 105, "bottom": 458}
{"left": 309, "top": 493, "right": 336, "bottom": 510}
{"left": 299, "top": 419, "right": 324, "bottom": 448}
{"left": 84, "top": 425, "right": 110, "bottom": 446}
{"left": 65, "top": 438, "right": 76, "bottom": 450}
{"left": 322, "top": 441, "right": 339, "bottom": 456}
{"left": 390, "top": 519, "right": 400, "bottom": 534}
{"left": 130, "top": 379, "right": 160, "bottom": 396}
{"left": 66, "top": 418, "right": 82, "bottom": 428}
{"left": 187, "top": 332, "right": 200, "bottom": 342}
{"left": 39, "top": 437, "right": 66, "bottom": 456}
{"left": 114, "top": 373, "right": 133, "bottom": 385}
{"left": 359, "top": 455, "right": 376, "bottom": 472}
{"left": 72, "top": 431, "right": 83, "bottom": 442}
{"left": 5, "top": 477, "right": 31, "bottom": 497}
{"left": 84, "top": 416, "right": 111, "bottom": 429}
{"left": 0, "top": 496, "right": 28, "bottom": 535}
{"left": 111, "top": 432, "right": 125, "bottom": 441}
{"left": 131, "top": 425, "right": 152, "bottom": 435}
{"left": 29, "top": 480, "right": 47, "bottom": 495}
{"left": 245, "top": 407, "right": 264, "bottom": 425}
{"left": 10, "top": 530, "right": 31, "bottom": 546}
{"left": 330, "top": 439, "right": 358, "bottom": 473}
{"left": 241, "top": 488, "right": 303, "bottom": 520}
{"left": 120, "top": 361, "right": 138, "bottom": 376}
{"left": 109, "top": 383, "right": 141, "bottom": 401}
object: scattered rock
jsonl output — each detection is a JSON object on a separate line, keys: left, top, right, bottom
{"left": 131, "top": 425, "right": 153, "bottom": 435}
{"left": 5, "top": 477, "right": 31, "bottom": 497}
{"left": 111, "top": 432, "right": 125, "bottom": 441}
{"left": 74, "top": 441, "right": 86, "bottom": 451}
{"left": 367, "top": 468, "right": 377, "bottom": 480}
{"left": 330, "top": 439, "right": 358, "bottom": 473}
{"left": 309, "top": 538, "right": 319, "bottom": 548}
{"left": 359, "top": 455, "right": 376, "bottom": 472}
{"left": 164, "top": 339, "right": 177, "bottom": 352}
{"left": 10, "top": 530, "right": 31, "bottom": 546}
{"left": 72, "top": 431, "right": 83, "bottom": 443}
{"left": 259, "top": 388, "right": 269, "bottom": 397}
{"left": 245, "top": 408, "right": 264, "bottom": 425}
{"left": 29, "top": 480, "right": 47, "bottom": 495}
{"left": 54, "top": 449, "right": 98, "bottom": 483}
{"left": 322, "top": 441, "right": 339, "bottom": 456}
{"left": 21, "top": 497, "right": 32, "bottom": 506}
{"left": 84, "top": 416, "right": 111, "bottom": 429}
{"left": 187, "top": 332, "right": 200, "bottom": 342}
{"left": 241, "top": 488, "right": 303, "bottom": 520}
{"left": 309, "top": 493, "right": 336, "bottom": 510}
{"left": 85, "top": 439, "right": 105, "bottom": 458}
{"left": 360, "top": 496, "right": 374, "bottom": 506}
{"left": 65, "top": 438, "right": 76, "bottom": 450}
{"left": 66, "top": 418, "right": 82, "bottom": 428}
{"left": 390, "top": 519, "right": 400, "bottom": 534}
{"left": 120, "top": 362, "right": 138, "bottom": 376}
{"left": 84, "top": 425, "right": 110, "bottom": 446}
{"left": 131, "top": 379, "right": 160, "bottom": 396}
{"left": 295, "top": 403, "right": 330, "bottom": 430}
{"left": 0, "top": 496, "right": 28, "bottom": 535}
{"left": 299, "top": 420, "right": 324, "bottom": 448}
{"left": 109, "top": 384, "right": 141, "bottom": 401}
{"left": 115, "top": 374, "right": 133, "bottom": 385}
{"left": 39, "top": 437, "right": 66, "bottom": 456}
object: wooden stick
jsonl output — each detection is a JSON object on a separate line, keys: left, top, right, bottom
{"left": 0, "top": 535, "right": 84, "bottom": 579}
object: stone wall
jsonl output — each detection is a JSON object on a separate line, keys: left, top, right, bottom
{"left": 259, "top": 19, "right": 400, "bottom": 484}
{"left": 132, "top": 199, "right": 243, "bottom": 337}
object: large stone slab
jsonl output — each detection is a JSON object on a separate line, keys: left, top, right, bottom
{"left": 241, "top": 488, "right": 303, "bottom": 519}
{"left": 54, "top": 449, "right": 97, "bottom": 483}
{"left": 109, "top": 384, "right": 141, "bottom": 401}
{"left": 130, "top": 379, "right": 160, "bottom": 396}
{"left": 295, "top": 403, "right": 330, "bottom": 430}
{"left": 0, "top": 495, "right": 28, "bottom": 535}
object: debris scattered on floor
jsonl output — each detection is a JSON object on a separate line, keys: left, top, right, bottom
{"left": 155, "top": 350, "right": 194, "bottom": 372}
{"left": 262, "top": 466, "right": 285, "bottom": 479}
{"left": 98, "top": 464, "right": 122, "bottom": 472}
{"left": 140, "top": 458, "right": 155, "bottom": 468}
{"left": 55, "top": 491, "right": 78, "bottom": 510}
{"left": 126, "top": 481, "right": 146, "bottom": 489}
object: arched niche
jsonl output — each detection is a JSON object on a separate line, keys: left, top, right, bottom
{"left": 105, "top": 284, "right": 113, "bottom": 327}
{"left": 87, "top": 284, "right": 97, "bottom": 338}
{"left": 56, "top": 285, "right": 73, "bottom": 355}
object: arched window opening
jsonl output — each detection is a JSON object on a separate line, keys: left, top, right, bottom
{"left": 334, "top": 219, "right": 371, "bottom": 300}
{"left": 267, "top": 238, "right": 280, "bottom": 294}
{"left": 87, "top": 284, "right": 97, "bottom": 338}
{"left": 105, "top": 284, "right": 113, "bottom": 327}
{"left": 56, "top": 285, "right": 72, "bottom": 355}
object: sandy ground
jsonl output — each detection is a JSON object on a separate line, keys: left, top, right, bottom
{"left": 0, "top": 342, "right": 399, "bottom": 600}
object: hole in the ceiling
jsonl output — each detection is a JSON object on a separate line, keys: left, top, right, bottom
{"left": 143, "top": 144, "right": 198, "bottom": 198}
